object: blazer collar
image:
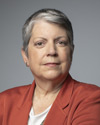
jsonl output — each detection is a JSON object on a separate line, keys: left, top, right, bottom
{"left": 17, "top": 82, "right": 35, "bottom": 109}
{"left": 16, "top": 81, "right": 36, "bottom": 124}
{"left": 44, "top": 74, "right": 74, "bottom": 124}
{"left": 17, "top": 74, "right": 74, "bottom": 125}
{"left": 57, "top": 74, "right": 74, "bottom": 109}
{"left": 17, "top": 74, "right": 74, "bottom": 108}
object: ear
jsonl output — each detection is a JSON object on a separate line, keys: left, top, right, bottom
{"left": 21, "top": 48, "right": 29, "bottom": 67}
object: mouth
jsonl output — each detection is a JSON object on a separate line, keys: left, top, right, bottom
{"left": 44, "top": 62, "right": 60, "bottom": 67}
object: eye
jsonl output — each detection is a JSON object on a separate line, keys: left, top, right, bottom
{"left": 34, "top": 41, "right": 45, "bottom": 48}
{"left": 57, "top": 40, "right": 68, "bottom": 46}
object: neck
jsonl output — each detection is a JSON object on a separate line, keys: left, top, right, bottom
{"left": 32, "top": 75, "right": 68, "bottom": 115}
{"left": 34, "top": 75, "right": 67, "bottom": 97}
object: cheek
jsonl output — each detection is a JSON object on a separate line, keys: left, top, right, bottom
{"left": 61, "top": 50, "right": 72, "bottom": 73}
{"left": 28, "top": 49, "right": 44, "bottom": 66}
{"left": 59, "top": 48, "right": 72, "bottom": 63}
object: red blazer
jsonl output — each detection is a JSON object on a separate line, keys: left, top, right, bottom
{"left": 0, "top": 74, "right": 100, "bottom": 125}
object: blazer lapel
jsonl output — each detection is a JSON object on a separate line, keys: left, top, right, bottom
{"left": 12, "top": 74, "right": 74, "bottom": 125}
{"left": 14, "top": 82, "right": 36, "bottom": 125}
{"left": 44, "top": 74, "right": 74, "bottom": 125}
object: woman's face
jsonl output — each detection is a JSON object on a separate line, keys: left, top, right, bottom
{"left": 22, "top": 20, "right": 72, "bottom": 81}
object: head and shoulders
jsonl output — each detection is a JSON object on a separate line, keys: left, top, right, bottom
{"left": 0, "top": 8, "right": 100, "bottom": 103}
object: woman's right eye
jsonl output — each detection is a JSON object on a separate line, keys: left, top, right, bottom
{"left": 34, "top": 41, "right": 45, "bottom": 48}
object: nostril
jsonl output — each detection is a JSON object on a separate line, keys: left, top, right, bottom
{"left": 53, "top": 53, "right": 58, "bottom": 57}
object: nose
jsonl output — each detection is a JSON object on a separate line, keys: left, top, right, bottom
{"left": 47, "top": 42, "right": 58, "bottom": 57}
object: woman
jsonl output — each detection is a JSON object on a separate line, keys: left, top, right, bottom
{"left": 0, "top": 8, "right": 100, "bottom": 125}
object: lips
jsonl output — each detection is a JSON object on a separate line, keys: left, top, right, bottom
{"left": 44, "top": 62, "right": 60, "bottom": 67}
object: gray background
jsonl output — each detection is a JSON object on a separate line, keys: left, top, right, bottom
{"left": 0, "top": 0, "right": 100, "bottom": 92}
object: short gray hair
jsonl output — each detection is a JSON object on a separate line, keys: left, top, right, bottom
{"left": 22, "top": 8, "right": 74, "bottom": 56}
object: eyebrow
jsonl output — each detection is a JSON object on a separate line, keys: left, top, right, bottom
{"left": 33, "top": 36, "right": 67, "bottom": 41}
{"left": 54, "top": 36, "right": 67, "bottom": 41}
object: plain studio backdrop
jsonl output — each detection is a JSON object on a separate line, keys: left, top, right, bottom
{"left": 0, "top": 0, "right": 100, "bottom": 92}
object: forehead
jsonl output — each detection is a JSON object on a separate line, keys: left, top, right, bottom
{"left": 31, "top": 20, "right": 67, "bottom": 37}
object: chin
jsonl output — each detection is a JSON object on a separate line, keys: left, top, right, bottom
{"left": 42, "top": 71, "right": 67, "bottom": 81}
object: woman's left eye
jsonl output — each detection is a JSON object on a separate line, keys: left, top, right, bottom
{"left": 57, "top": 41, "right": 68, "bottom": 46}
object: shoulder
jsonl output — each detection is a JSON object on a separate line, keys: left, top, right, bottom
{"left": 0, "top": 84, "right": 31, "bottom": 100}
{"left": 0, "top": 84, "right": 33, "bottom": 124}
{"left": 67, "top": 78, "right": 100, "bottom": 124}
{"left": 72, "top": 79, "right": 100, "bottom": 103}
{"left": 73, "top": 79, "right": 100, "bottom": 93}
